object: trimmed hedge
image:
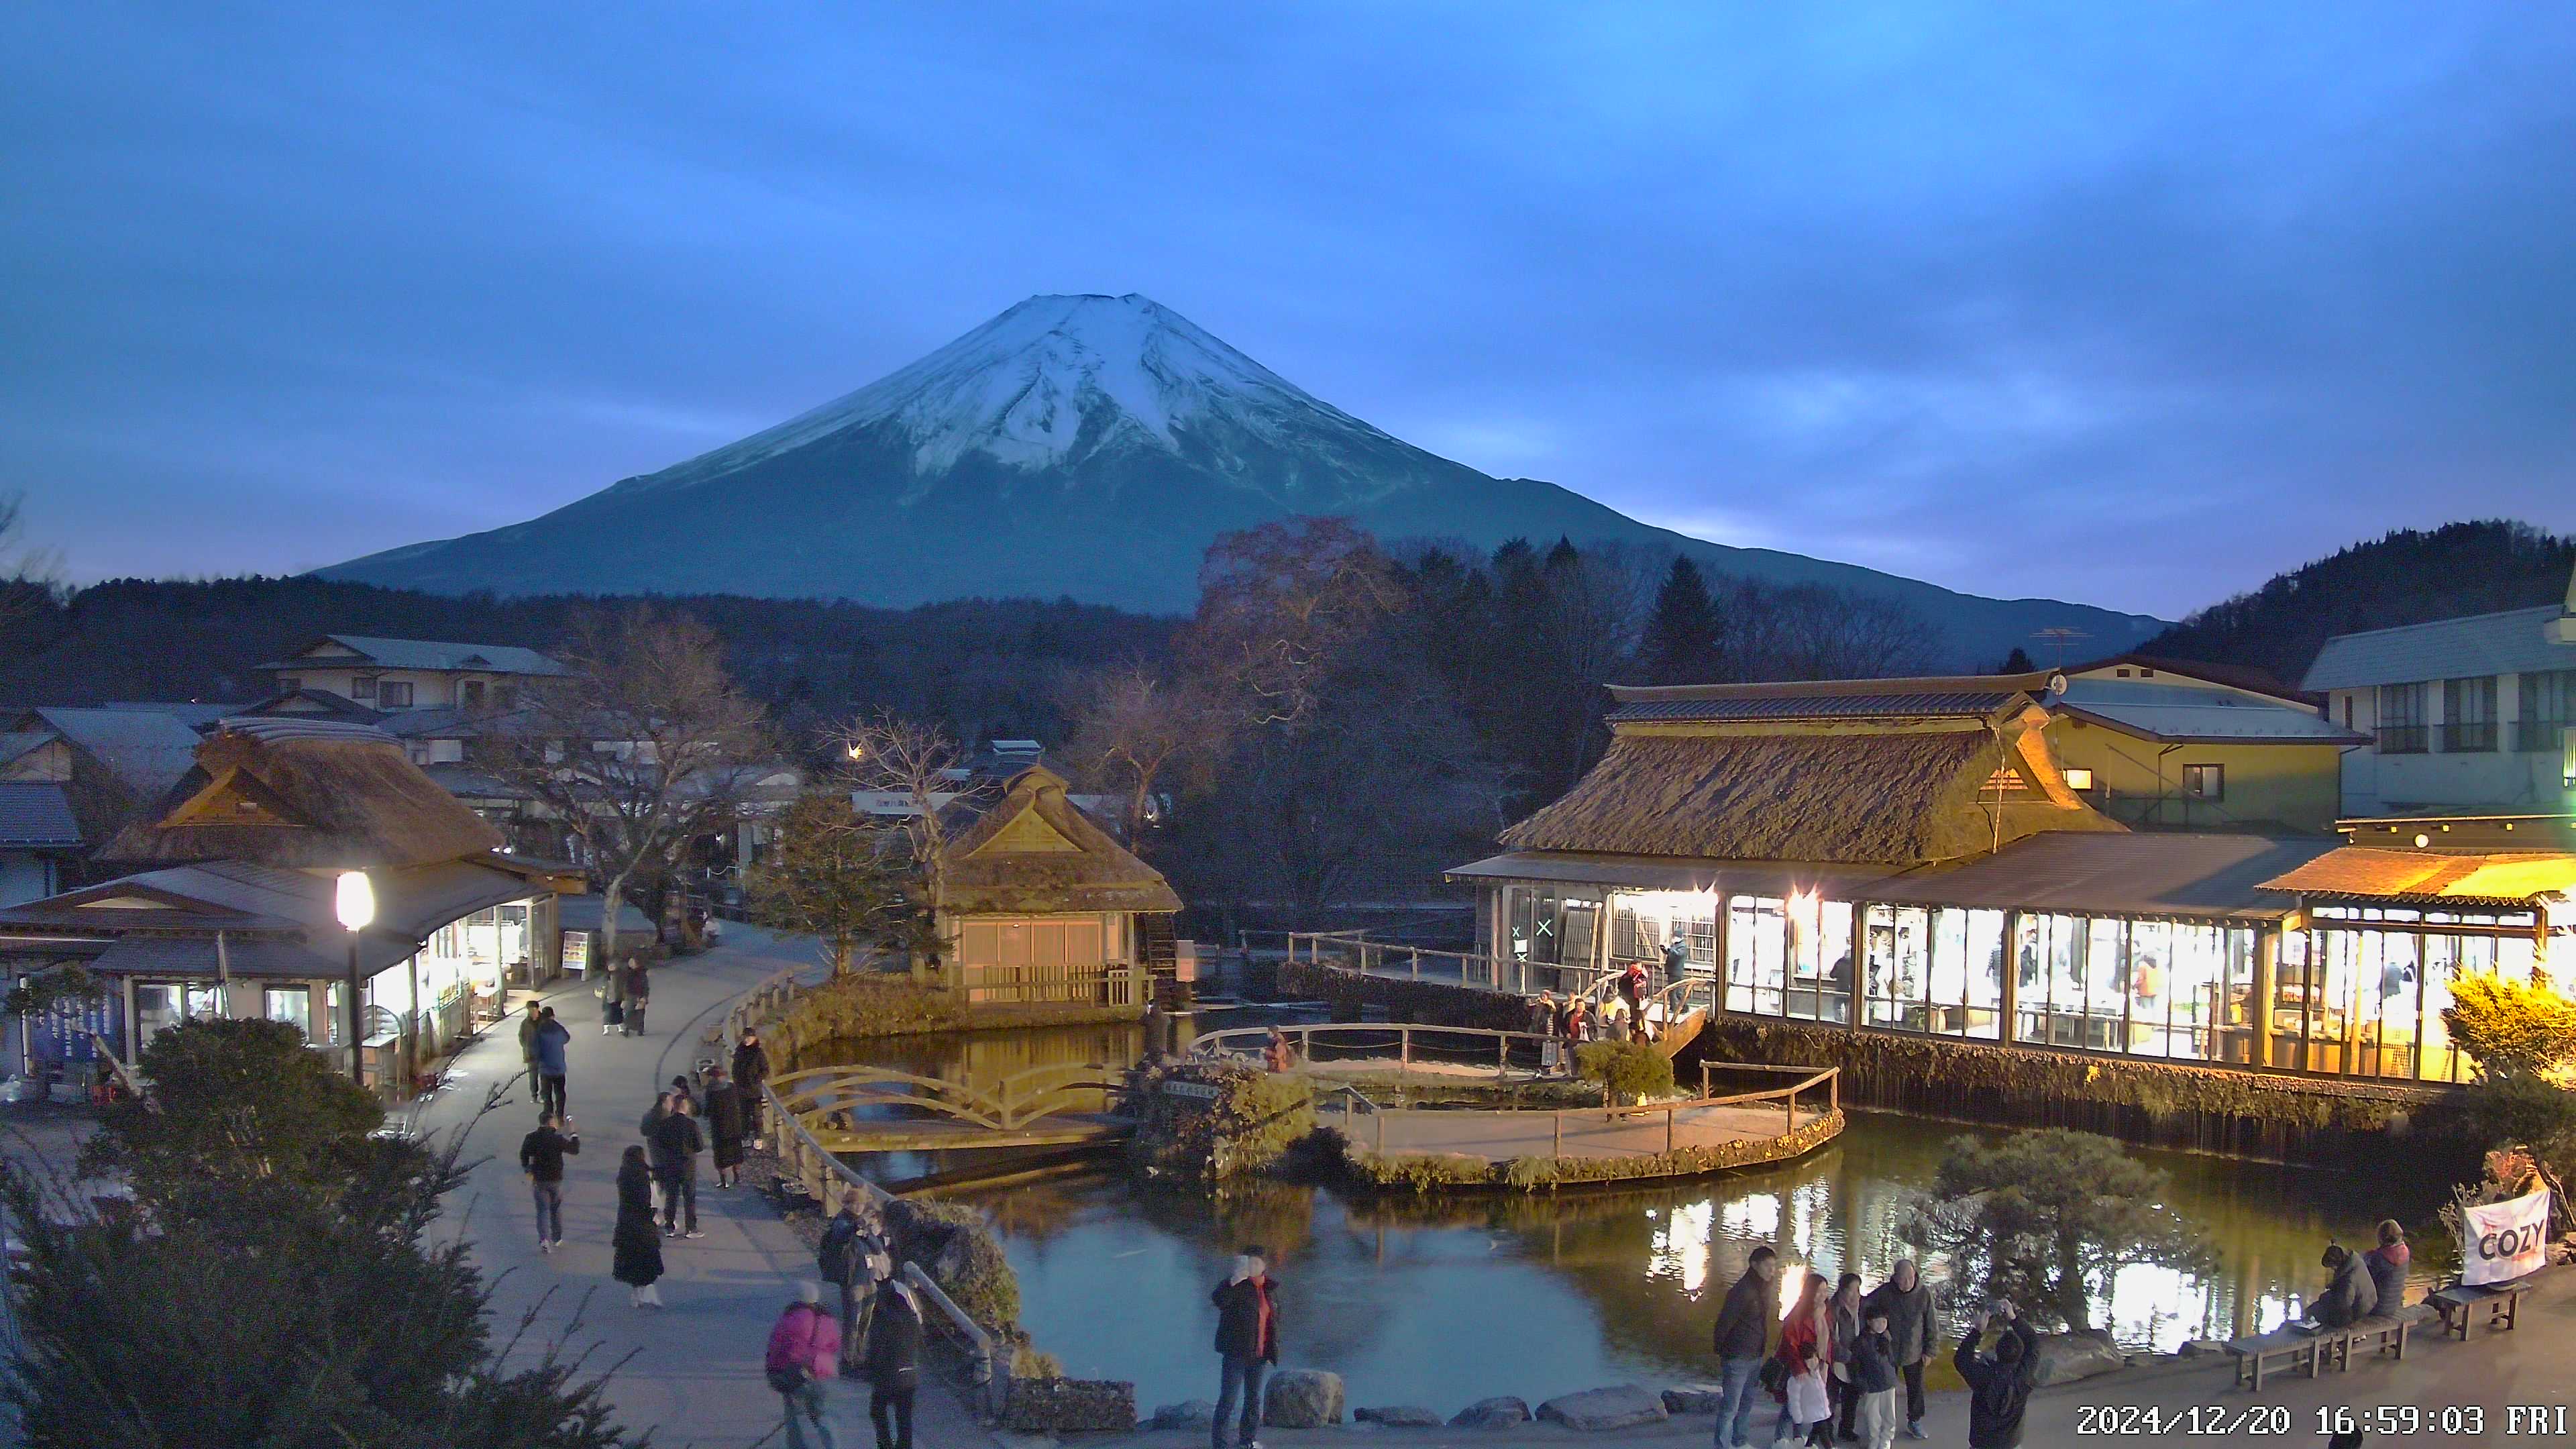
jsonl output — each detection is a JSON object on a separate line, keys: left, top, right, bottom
{"left": 1126, "top": 1062, "right": 1317, "bottom": 1185}
{"left": 767, "top": 973, "right": 970, "bottom": 1059}
{"left": 1347, "top": 1111, "right": 1847, "bottom": 1193}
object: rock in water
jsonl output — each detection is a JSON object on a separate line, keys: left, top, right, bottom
{"left": 1661, "top": 1383, "right": 1728, "bottom": 1413}
{"left": 1263, "top": 1368, "right": 1346, "bottom": 1428}
{"left": 2028, "top": 1332, "right": 2129, "bottom": 1387}
{"left": 1449, "top": 1397, "right": 1532, "bottom": 1429}
{"left": 1355, "top": 1405, "right": 1445, "bottom": 1427}
{"left": 1149, "top": 1400, "right": 1217, "bottom": 1430}
{"left": 1538, "top": 1385, "right": 1671, "bottom": 1432}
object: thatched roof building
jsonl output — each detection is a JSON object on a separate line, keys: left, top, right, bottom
{"left": 1503, "top": 685, "right": 2115, "bottom": 866}
{"left": 103, "top": 719, "right": 502, "bottom": 870}
{"left": 937, "top": 765, "right": 1182, "bottom": 916}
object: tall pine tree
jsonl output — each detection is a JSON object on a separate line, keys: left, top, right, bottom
{"left": 1641, "top": 555, "right": 1723, "bottom": 684}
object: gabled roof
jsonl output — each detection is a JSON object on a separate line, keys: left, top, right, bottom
{"left": 101, "top": 723, "right": 502, "bottom": 869}
{"left": 936, "top": 765, "right": 1181, "bottom": 914}
{"left": 1607, "top": 676, "right": 2035, "bottom": 725}
{"left": 0, "top": 708, "right": 205, "bottom": 801}
{"left": 2302, "top": 605, "right": 2573, "bottom": 692}
{"left": 2064, "top": 653, "right": 2312, "bottom": 705}
{"left": 227, "top": 688, "right": 389, "bottom": 725}
{"left": 2258, "top": 847, "right": 2576, "bottom": 904}
{"left": 258, "top": 634, "right": 568, "bottom": 678}
{"left": 0, "top": 783, "right": 84, "bottom": 849}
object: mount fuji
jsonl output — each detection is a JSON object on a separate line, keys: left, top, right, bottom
{"left": 323, "top": 293, "right": 2161, "bottom": 663}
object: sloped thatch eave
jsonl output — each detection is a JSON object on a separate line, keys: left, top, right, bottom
{"left": 934, "top": 765, "right": 1183, "bottom": 916}
{"left": 101, "top": 731, "right": 503, "bottom": 870}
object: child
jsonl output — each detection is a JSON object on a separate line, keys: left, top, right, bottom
{"left": 1849, "top": 1302, "right": 1902, "bottom": 1449}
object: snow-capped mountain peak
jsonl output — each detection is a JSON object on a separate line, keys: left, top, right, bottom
{"left": 658, "top": 292, "right": 1389, "bottom": 484}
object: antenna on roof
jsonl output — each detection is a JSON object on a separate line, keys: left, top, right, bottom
{"left": 2031, "top": 627, "right": 2090, "bottom": 666}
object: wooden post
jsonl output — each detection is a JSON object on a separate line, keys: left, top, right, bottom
{"left": 1784, "top": 1083, "right": 1797, "bottom": 1135}
{"left": 1411, "top": 948, "right": 1421, "bottom": 979}
{"left": 1498, "top": 1034, "right": 1509, "bottom": 1071}
{"left": 1376, "top": 1109, "right": 1386, "bottom": 1155}
{"left": 1829, "top": 1070, "right": 1839, "bottom": 1116}
{"left": 2252, "top": 926, "right": 2279, "bottom": 1068}
{"left": 1400, "top": 1027, "right": 1411, "bottom": 1066}
{"left": 1665, "top": 1107, "right": 1675, "bottom": 1154}
{"left": 1553, "top": 1110, "right": 1563, "bottom": 1158}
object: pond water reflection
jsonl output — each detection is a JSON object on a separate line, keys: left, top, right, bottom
{"left": 815, "top": 1026, "right": 2450, "bottom": 1413}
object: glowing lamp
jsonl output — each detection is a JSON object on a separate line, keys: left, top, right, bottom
{"left": 335, "top": 871, "right": 376, "bottom": 932}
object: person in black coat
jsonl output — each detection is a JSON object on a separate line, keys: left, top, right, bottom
{"left": 865, "top": 1275, "right": 924, "bottom": 1449}
{"left": 734, "top": 1030, "right": 771, "bottom": 1102}
{"left": 702, "top": 1065, "right": 749, "bottom": 1189}
{"left": 612, "top": 1146, "right": 665, "bottom": 1307}
{"left": 652, "top": 1095, "right": 704, "bottom": 1237}
{"left": 1955, "top": 1303, "right": 2039, "bottom": 1449}
{"left": 1209, "top": 1247, "right": 1281, "bottom": 1449}
{"left": 2309, "top": 1243, "right": 2378, "bottom": 1327}
{"left": 622, "top": 959, "right": 650, "bottom": 1036}
{"left": 1711, "top": 1245, "right": 1781, "bottom": 1449}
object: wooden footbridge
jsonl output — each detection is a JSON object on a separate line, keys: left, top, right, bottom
{"left": 768, "top": 1063, "right": 1134, "bottom": 1153}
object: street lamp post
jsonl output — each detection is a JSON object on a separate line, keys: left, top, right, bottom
{"left": 335, "top": 870, "right": 375, "bottom": 1089}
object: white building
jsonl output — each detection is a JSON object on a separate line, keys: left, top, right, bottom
{"left": 256, "top": 634, "right": 568, "bottom": 714}
{"left": 2304, "top": 563, "right": 2576, "bottom": 817}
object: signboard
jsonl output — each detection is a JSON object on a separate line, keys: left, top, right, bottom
{"left": 1159, "top": 1080, "right": 1221, "bottom": 1100}
{"left": 563, "top": 930, "right": 590, "bottom": 975}
{"left": 25, "top": 991, "right": 121, "bottom": 1065}
{"left": 2461, "top": 1187, "right": 2553, "bottom": 1287}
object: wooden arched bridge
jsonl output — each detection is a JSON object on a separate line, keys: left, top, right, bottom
{"left": 769, "top": 1063, "right": 1134, "bottom": 1153}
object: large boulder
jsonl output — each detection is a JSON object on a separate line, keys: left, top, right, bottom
{"left": 1450, "top": 1396, "right": 1532, "bottom": 1430}
{"left": 1149, "top": 1400, "right": 1217, "bottom": 1430}
{"left": 1002, "top": 1378, "right": 1138, "bottom": 1434}
{"left": 2029, "top": 1332, "right": 2128, "bottom": 1387}
{"left": 1661, "top": 1383, "right": 1727, "bottom": 1414}
{"left": 1538, "top": 1385, "right": 1670, "bottom": 1432}
{"left": 1263, "top": 1368, "right": 1346, "bottom": 1428}
{"left": 1355, "top": 1405, "right": 1445, "bottom": 1427}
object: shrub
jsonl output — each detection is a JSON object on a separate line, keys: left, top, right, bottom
{"left": 1576, "top": 1040, "right": 1674, "bottom": 1103}
{"left": 1904, "top": 1128, "right": 2213, "bottom": 1331}
{"left": 2443, "top": 973, "right": 2576, "bottom": 1080}
{"left": 2419, "top": 1075, "right": 2576, "bottom": 1179}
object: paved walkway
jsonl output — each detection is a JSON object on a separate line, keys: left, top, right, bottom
{"left": 407, "top": 924, "right": 1000, "bottom": 1449}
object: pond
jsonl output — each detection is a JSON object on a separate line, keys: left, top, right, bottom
{"left": 813, "top": 1024, "right": 2452, "bottom": 1414}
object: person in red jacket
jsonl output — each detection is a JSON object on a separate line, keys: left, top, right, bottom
{"left": 765, "top": 1282, "right": 843, "bottom": 1449}
{"left": 1210, "top": 1247, "right": 1282, "bottom": 1449}
{"left": 1770, "top": 1271, "right": 1832, "bottom": 1447}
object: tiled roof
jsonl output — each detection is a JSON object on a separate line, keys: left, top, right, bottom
{"left": 0, "top": 783, "right": 83, "bottom": 848}
{"left": 2049, "top": 680, "right": 2363, "bottom": 744}
{"left": 19, "top": 708, "right": 204, "bottom": 800}
{"left": 258, "top": 635, "right": 568, "bottom": 677}
{"left": 1609, "top": 691, "right": 2021, "bottom": 723}
{"left": 2303, "top": 606, "right": 2573, "bottom": 691}
{"left": 2259, "top": 847, "right": 2576, "bottom": 903}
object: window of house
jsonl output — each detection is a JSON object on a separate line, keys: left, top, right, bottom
{"left": 350, "top": 674, "right": 378, "bottom": 700}
{"left": 376, "top": 679, "right": 415, "bottom": 708}
{"left": 2182, "top": 763, "right": 2223, "bottom": 800}
{"left": 264, "top": 986, "right": 312, "bottom": 1041}
{"left": 2376, "top": 682, "right": 2426, "bottom": 753}
{"left": 462, "top": 680, "right": 486, "bottom": 708}
{"left": 2520, "top": 669, "right": 2576, "bottom": 753}
{"left": 2063, "top": 767, "right": 2094, "bottom": 791}
{"left": 2442, "top": 677, "right": 2496, "bottom": 753}
{"left": 2341, "top": 694, "right": 2353, "bottom": 729}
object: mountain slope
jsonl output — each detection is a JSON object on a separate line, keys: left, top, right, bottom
{"left": 324, "top": 292, "right": 2161, "bottom": 665}
{"left": 2141, "top": 520, "right": 2575, "bottom": 683}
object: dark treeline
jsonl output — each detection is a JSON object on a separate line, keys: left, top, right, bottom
{"left": 2141, "top": 520, "right": 2574, "bottom": 684}
{"left": 0, "top": 575, "right": 1175, "bottom": 756}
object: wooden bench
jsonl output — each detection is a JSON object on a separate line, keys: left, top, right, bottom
{"left": 2430, "top": 1277, "right": 2539, "bottom": 1341}
{"left": 2226, "top": 1316, "right": 2408, "bottom": 1389}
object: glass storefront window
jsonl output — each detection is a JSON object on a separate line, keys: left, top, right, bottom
{"left": 1784, "top": 896, "right": 1853, "bottom": 1024}
{"left": 1863, "top": 905, "right": 1929, "bottom": 1028}
{"left": 1964, "top": 909, "right": 2005, "bottom": 1038}
{"left": 264, "top": 985, "right": 313, "bottom": 1042}
{"left": 1728, "top": 896, "right": 1788, "bottom": 1016}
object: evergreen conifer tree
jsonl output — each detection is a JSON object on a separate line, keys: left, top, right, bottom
{"left": 1640, "top": 556, "right": 1723, "bottom": 684}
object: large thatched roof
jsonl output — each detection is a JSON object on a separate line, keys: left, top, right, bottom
{"left": 936, "top": 765, "right": 1182, "bottom": 916}
{"left": 102, "top": 720, "right": 504, "bottom": 869}
{"left": 1500, "top": 723, "right": 2117, "bottom": 865}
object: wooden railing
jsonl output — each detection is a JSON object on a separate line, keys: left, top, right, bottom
{"left": 708, "top": 964, "right": 802, "bottom": 1063}
{"left": 951, "top": 959, "right": 1148, "bottom": 1008}
{"left": 771, "top": 1061, "right": 1128, "bottom": 1134}
{"left": 1283, "top": 930, "right": 1614, "bottom": 999}
{"left": 759, "top": 1079, "right": 1010, "bottom": 1418}
{"left": 1189, "top": 1021, "right": 1560, "bottom": 1073}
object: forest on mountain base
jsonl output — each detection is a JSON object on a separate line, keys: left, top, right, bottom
{"left": 2141, "top": 521, "right": 2573, "bottom": 684}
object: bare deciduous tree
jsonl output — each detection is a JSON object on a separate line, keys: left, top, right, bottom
{"left": 833, "top": 713, "right": 994, "bottom": 965}
{"left": 1189, "top": 517, "right": 1407, "bottom": 728}
{"left": 482, "top": 606, "right": 769, "bottom": 962}
{"left": 1059, "top": 664, "right": 1228, "bottom": 843}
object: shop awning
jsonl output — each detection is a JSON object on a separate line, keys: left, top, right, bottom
{"left": 1444, "top": 850, "right": 1904, "bottom": 898}
{"left": 1860, "top": 832, "right": 2339, "bottom": 922}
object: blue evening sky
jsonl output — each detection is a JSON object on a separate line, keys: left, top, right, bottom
{"left": 3, "top": 3, "right": 2571, "bottom": 617}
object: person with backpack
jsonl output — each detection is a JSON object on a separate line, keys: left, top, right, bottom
{"left": 764, "top": 1281, "right": 843, "bottom": 1449}
{"left": 1955, "top": 1301, "right": 2039, "bottom": 1449}
{"left": 865, "top": 1273, "right": 925, "bottom": 1449}
{"left": 531, "top": 1006, "right": 572, "bottom": 1119}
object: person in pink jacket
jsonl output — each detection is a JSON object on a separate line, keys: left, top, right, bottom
{"left": 765, "top": 1281, "right": 843, "bottom": 1449}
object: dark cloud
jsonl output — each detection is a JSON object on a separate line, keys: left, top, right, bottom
{"left": 3, "top": 1, "right": 2570, "bottom": 614}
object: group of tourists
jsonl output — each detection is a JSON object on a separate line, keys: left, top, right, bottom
{"left": 598, "top": 955, "right": 654, "bottom": 1036}
{"left": 764, "top": 1187, "right": 924, "bottom": 1449}
{"left": 1711, "top": 1248, "right": 2019, "bottom": 1449}
{"left": 2308, "top": 1219, "right": 2411, "bottom": 1328}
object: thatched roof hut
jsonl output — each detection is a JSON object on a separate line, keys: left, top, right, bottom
{"left": 1503, "top": 694, "right": 2117, "bottom": 866}
{"left": 936, "top": 765, "right": 1181, "bottom": 916}
{"left": 102, "top": 718, "right": 504, "bottom": 870}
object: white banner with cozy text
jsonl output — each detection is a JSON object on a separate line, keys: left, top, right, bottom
{"left": 2461, "top": 1187, "right": 2552, "bottom": 1287}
